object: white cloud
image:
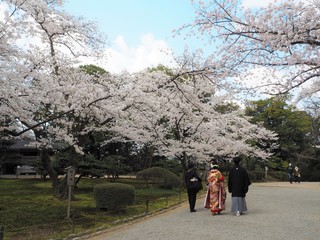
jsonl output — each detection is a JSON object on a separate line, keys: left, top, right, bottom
{"left": 238, "top": 67, "right": 282, "bottom": 94}
{"left": 98, "top": 33, "right": 177, "bottom": 74}
{"left": 233, "top": 66, "right": 311, "bottom": 110}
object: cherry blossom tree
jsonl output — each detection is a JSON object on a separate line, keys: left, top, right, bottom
{"left": 106, "top": 62, "right": 278, "bottom": 174}
{"left": 0, "top": 0, "right": 278, "bottom": 198}
{"left": 0, "top": 0, "right": 110, "bottom": 197}
{"left": 177, "top": 0, "right": 320, "bottom": 103}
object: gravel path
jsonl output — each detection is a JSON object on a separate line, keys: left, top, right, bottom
{"left": 83, "top": 182, "right": 320, "bottom": 240}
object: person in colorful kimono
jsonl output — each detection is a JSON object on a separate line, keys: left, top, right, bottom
{"left": 228, "top": 156, "right": 251, "bottom": 216}
{"left": 204, "top": 163, "right": 226, "bottom": 215}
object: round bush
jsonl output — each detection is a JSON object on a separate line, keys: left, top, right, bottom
{"left": 136, "top": 167, "right": 182, "bottom": 188}
{"left": 93, "top": 183, "right": 135, "bottom": 210}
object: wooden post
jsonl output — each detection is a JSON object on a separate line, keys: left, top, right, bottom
{"left": 265, "top": 166, "right": 268, "bottom": 181}
{"left": 0, "top": 226, "right": 4, "bottom": 240}
{"left": 67, "top": 185, "right": 72, "bottom": 218}
{"left": 65, "top": 166, "right": 76, "bottom": 218}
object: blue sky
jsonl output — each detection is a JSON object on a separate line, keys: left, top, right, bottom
{"left": 63, "top": 0, "right": 276, "bottom": 73}
{"left": 64, "top": 0, "right": 195, "bottom": 52}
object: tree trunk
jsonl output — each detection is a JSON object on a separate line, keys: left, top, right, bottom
{"left": 179, "top": 152, "right": 187, "bottom": 187}
{"left": 40, "top": 149, "right": 70, "bottom": 199}
{"left": 181, "top": 152, "right": 187, "bottom": 176}
{"left": 75, "top": 174, "right": 83, "bottom": 188}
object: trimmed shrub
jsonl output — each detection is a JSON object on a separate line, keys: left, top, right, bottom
{"left": 136, "top": 167, "right": 182, "bottom": 189}
{"left": 268, "top": 171, "right": 287, "bottom": 181}
{"left": 247, "top": 171, "right": 256, "bottom": 181}
{"left": 93, "top": 183, "right": 135, "bottom": 210}
{"left": 255, "top": 170, "right": 265, "bottom": 181}
{"left": 248, "top": 170, "right": 265, "bottom": 181}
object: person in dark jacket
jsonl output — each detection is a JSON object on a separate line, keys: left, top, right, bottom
{"left": 287, "top": 163, "right": 294, "bottom": 183}
{"left": 228, "top": 157, "right": 251, "bottom": 216}
{"left": 185, "top": 161, "right": 202, "bottom": 212}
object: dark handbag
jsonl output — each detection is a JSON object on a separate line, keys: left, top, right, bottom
{"left": 189, "top": 177, "right": 203, "bottom": 191}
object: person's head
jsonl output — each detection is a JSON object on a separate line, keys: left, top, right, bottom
{"left": 233, "top": 157, "right": 241, "bottom": 165}
{"left": 187, "top": 161, "right": 195, "bottom": 169}
{"left": 210, "top": 163, "right": 219, "bottom": 170}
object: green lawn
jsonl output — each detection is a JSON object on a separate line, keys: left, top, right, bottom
{"left": 0, "top": 177, "right": 189, "bottom": 240}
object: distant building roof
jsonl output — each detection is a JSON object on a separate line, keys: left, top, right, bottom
{"left": 1, "top": 140, "right": 68, "bottom": 150}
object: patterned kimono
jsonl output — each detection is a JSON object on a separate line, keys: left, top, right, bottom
{"left": 204, "top": 169, "right": 226, "bottom": 214}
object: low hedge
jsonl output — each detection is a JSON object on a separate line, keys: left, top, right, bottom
{"left": 93, "top": 183, "right": 135, "bottom": 210}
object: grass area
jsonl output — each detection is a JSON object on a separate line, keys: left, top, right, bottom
{"left": 0, "top": 177, "right": 190, "bottom": 240}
